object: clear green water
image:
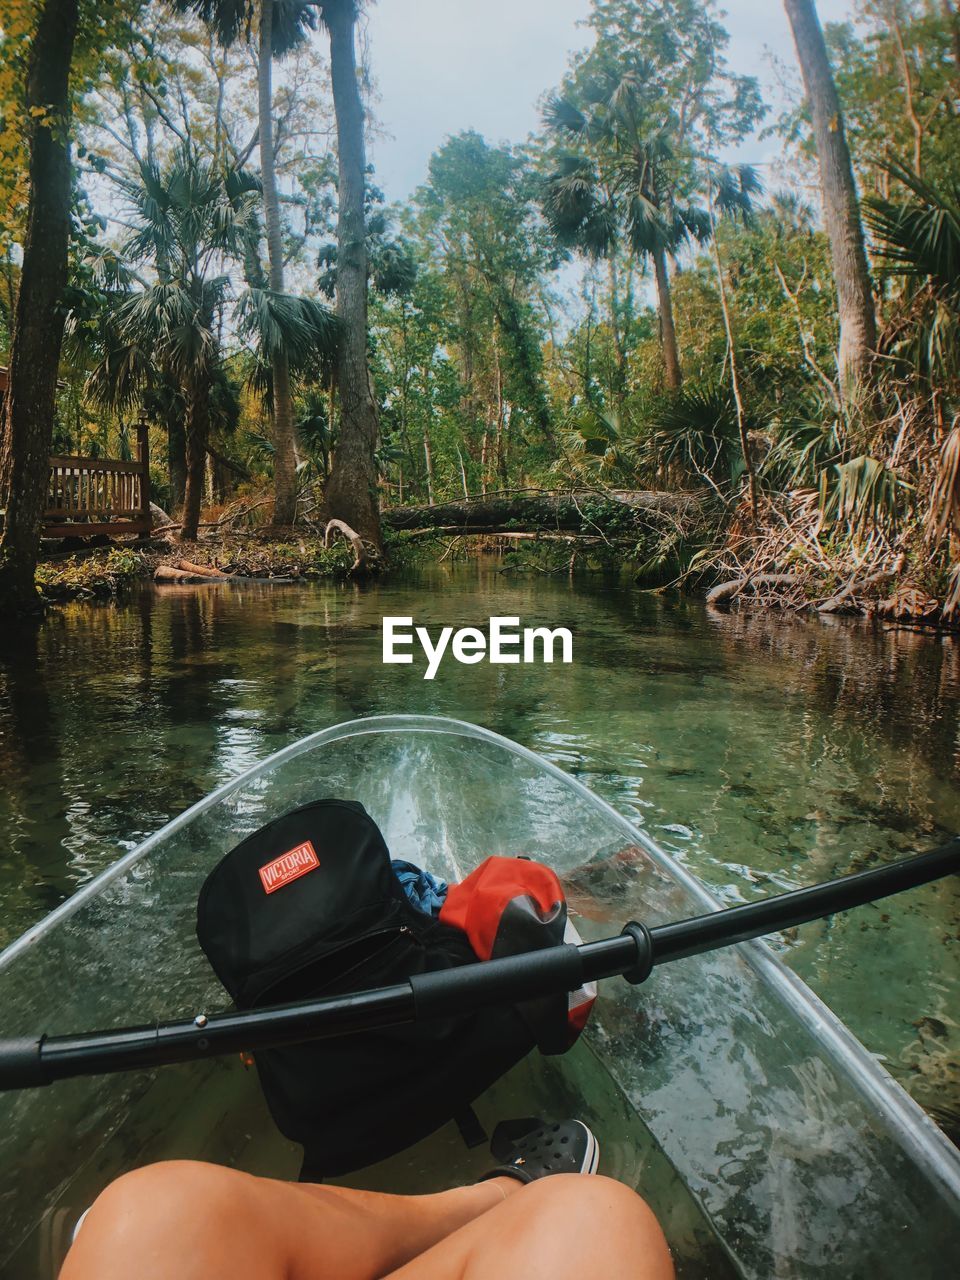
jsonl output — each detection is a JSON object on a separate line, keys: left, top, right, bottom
{"left": 1, "top": 563, "right": 958, "bottom": 1134}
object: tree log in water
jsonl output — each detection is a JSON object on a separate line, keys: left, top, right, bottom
{"left": 155, "top": 566, "right": 219, "bottom": 584}
{"left": 383, "top": 490, "right": 703, "bottom": 537}
{"left": 175, "top": 560, "right": 233, "bottom": 579}
{"left": 706, "top": 574, "right": 800, "bottom": 605}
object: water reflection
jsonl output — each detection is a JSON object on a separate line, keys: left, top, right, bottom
{"left": 0, "top": 566, "right": 957, "bottom": 1129}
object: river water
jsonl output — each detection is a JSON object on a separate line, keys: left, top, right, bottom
{"left": 0, "top": 563, "right": 958, "bottom": 1135}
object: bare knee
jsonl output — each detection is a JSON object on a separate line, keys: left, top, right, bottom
{"left": 520, "top": 1176, "right": 672, "bottom": 1260}
{"left": 522, "top": 1173, "right": 651, "bottom": 1217}
{"left": 81, "top": 1161, "right": 242, "bottom": 1243}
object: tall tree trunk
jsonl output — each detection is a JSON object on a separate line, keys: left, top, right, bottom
{"left": 784, "top": 0, "right": 877, "bottom": 399}
{"left": 259, "top": 0, "right": 298, "bottom": 527}
{"left": 652, "top": 245, "right": 682, "bottom": 391}
{"left": 607, "top": 253, "right": 628, "bottom": 413}
{"left": 0, "top": 0, "right": 79, "bottom": 615}
{"left": 181, "top": 381, "right": 210, "bottom": 541}
{"left": 423, "top": 425, "right": 434, "bottom": 505}
{"left": 167, "top": 406, "right": 187, "bottom": 512}
{"left": 709, "top": 194, "right": 758, "bottom": 520}
{"left": 495, "top": 343, "right": 507, "bottom": 485}
{"left": 321, "top": 0, "right": 383, "bottom": 551}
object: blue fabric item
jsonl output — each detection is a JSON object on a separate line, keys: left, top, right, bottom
{"left": 392, "top": 860, "right": 449, "bottom": 917}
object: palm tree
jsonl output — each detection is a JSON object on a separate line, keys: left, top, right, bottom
{"left": 86, "top": 149, "right": 339, "bottom": 537}
{"left": 100, "top": 146, "right": 258, "bottom": 539}
{"left": 176, "top": 0, "right": 383, "bottom": 549}
{"left": 172, "top": 0, "right": 317, "bottom": 527}
{"left": 542, "top": 73, "right": 710, "bottom": 392}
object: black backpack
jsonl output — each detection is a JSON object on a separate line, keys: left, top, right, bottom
{"left": 196, "top": 799, "right": 538, "bottom": 1178}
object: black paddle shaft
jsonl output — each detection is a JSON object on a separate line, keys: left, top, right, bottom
{"left": 0, "top": 838, "right": 957, "bottom": 1091}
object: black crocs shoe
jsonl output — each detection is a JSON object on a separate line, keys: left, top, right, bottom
{"left": 480, "top": 1118, "right": 600, "bottom": 1184}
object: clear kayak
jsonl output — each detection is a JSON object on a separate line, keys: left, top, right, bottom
{"left": 0, "top": 714, "right": 958, "bottom": 1278}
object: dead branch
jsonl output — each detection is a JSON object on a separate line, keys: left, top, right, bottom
{"left": 817, "top": 555, "right": 905, "bottom": 614}
{"left": 324, "top": 519, "right": 366, "bottom": 573}
{"left": 151, "top": 498, "right": 273, "bottom": 537}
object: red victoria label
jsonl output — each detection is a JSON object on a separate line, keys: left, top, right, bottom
{"left": 259, "top": 840, "right": 319, "bottom": 894}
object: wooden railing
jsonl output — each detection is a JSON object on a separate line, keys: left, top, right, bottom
{"left": 44, "top": 422, "right": 151, "bottom": 540}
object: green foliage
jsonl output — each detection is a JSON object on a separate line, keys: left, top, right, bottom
{"left": 235, "top": 288, "right": 340, "bottom": 390}
{"left": 35, "top": 547, "right": 141, "bottom": 599}
{"left": 864, "top": 161, "right": 960, "bottom": 388}
{"left": 559, "top": 407, "right": 642, "bottom": 482}
{"left": 762, "top": 413, "right": 845, "bottom": 490}
{"left": 818, "top": 455, "right": 911, "bottom": 537}
{"left": 648, "top": 383, "right": 745, "bottom": 486}
{"left": 865, "top": 162, "right": 960, "bottom": 306}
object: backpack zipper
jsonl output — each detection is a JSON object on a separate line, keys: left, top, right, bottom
{"left": 253, "top": 923, "right": 423, "bottom": 1007}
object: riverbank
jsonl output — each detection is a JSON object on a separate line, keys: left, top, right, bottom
{"left": 32, "top": 504, "right": 960, "bottom": 636}
{"left": 34, "top": 532, "right": 363, "bottom": 602}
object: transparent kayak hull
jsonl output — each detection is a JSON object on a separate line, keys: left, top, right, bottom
{"left": 0, "top": 715, "right": 958, "bottom": 1278}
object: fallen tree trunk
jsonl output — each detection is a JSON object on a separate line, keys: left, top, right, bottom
{"left": 384, "top": 490, "right": 703, "bottom": 536}
{"left": 154, "top": 566, "right": 223, "bottom": 584}
{"left": 397, "top": 527, "right": 612, "bottom": 543}
{"left": 176, "top": 559, "right": 233, "bottom": 579}
{"left": 707, "top": 574, "right": 800, "bottom": 605}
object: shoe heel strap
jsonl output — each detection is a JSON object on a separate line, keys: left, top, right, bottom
{"left": 477, "top": 1165, "right": 533, "bottom": 1186}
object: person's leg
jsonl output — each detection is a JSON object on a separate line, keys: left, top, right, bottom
{"left": 61, "top": 1161, "right": 673, "bottom": 1280}
{"left": 60, "top": 1160, "right": 520, "bottom": 1280}
{"left": 386, "top": 1174, "right": 674, "bottom": 1280}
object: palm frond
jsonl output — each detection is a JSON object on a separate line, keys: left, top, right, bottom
{"left": 818, "top": 454, "right": 910, "bottom": 534}
{"left": 371, "top": 239, "right": 418, "bottom": 297}
{"left": 170, "top": 0, "right": 251, "bottom": 47}
{"left": 626, "top": 191, "right": 671, "bottom": 255}
{"left": 671, "top": 202, "right": 711, "bottom": 246}
{"left": 542, "top": 95, "right": 587, "bottom": 136}
{"left": 85, "top": 340, "right": 154, "bottom": 413}
{"left": 542, "top": 158, "right": 617, "bottom": 257}
{"left": 235, "top": 288, "right": 341, "bottom": 377}
{"left": 712, "top": 165, "right": 763, "bottom": 223}
{"left": 649, "top": 384, "right": 745, "bottom": 485}
{"left": 927, "top": 423, "right": 960, "bottom": 544}
{"left": 170, "top": 1, "right": 314, "bottom": 56}
{"left": 762, "top": 416, "right": 845, "bottom": 489}
{"left": 864, "top": 161, "right": 960, "bottom": 306}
